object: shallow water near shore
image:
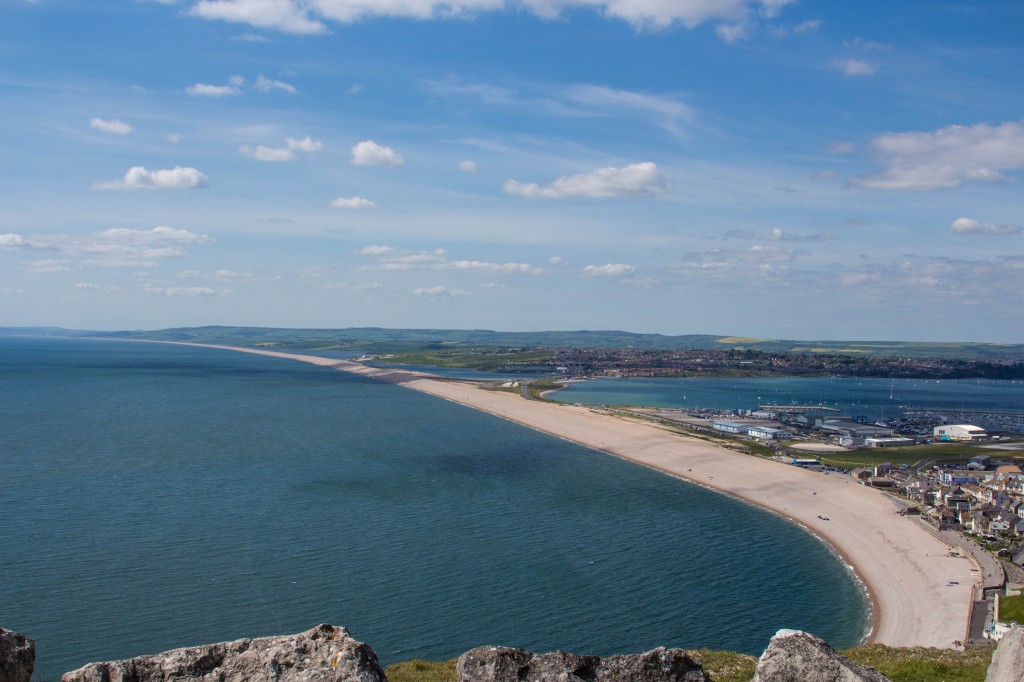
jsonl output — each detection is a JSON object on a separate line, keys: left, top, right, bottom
{"left": 3, "top": 337, "right": 867, "bottom": 679}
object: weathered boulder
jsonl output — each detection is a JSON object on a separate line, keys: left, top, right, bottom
{"left": 456, "top": 645, "right": 709, "bottom": 681}
{"left": 61, "top": 624, "right": 385, "bottom": 682}
{"left": 753, "top": 630, "right": 891, "bottom": 682}
{"left": 0, "top": 627, "right": 35, "bottom": 682}
{"left": 986, "top": 624, "right": 1024, "bottom": 682}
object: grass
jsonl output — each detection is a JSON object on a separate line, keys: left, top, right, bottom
{"left": 843, "top": 644, "right": 994, "bottom": 682}
{"left": 385, "top": 659, "right": 457, "bottom": 682}
{"left": 526, "top": 378, "right": 564, "bottom": 401}
{"left": 811, "top": 442, "right": 1024, "bottom": 470}
{"left": 998, "top": 594, "right": 1024, "bottom": 624}
{"left": 382, "top": 645, "right": 995, "bottom": 682}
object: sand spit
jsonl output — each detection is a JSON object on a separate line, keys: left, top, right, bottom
{"left": 173, "top": 344, "right": 977, "bottom": 649}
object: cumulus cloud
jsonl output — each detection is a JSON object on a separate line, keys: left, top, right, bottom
{"left": 239, "top": 144, "right": 295, "bottom": 161}
{"left": 357, "top": 245, "right": 542, "bottom": 275}
{"left": 413, "top": 286, "right": 469, "bottom": 297}
{"left": 254, "top": 74, "right": 297, "bottom": 93}
{"left": 505, "top": 162, "right": 666, "bottom": 199}
{"left": 144, "top": 285, "right": 218, "bottom": 297}
{"left": 239, "top": 135, "right": 322, "bottom": 161}
{"left": 186, "top": 76, "right": 244, "bottom": 96}
{"left": 458, "top": 160, "right": 478, "bottom": 173}
{"left": 189, "top": 0, "right": 329, "bottom": 34}
{"left": 582, "top": 263, "right": 636, "bottom": 277}
{"left": 90, "top": 118, "right": 133, "bottom": 135}
{"left": 351, "top": 140, "right": 404, "bottom": 166}
{"left": 183, "top": 0, "right": 794, "bottom": 35}
{"left": 24, "top": 259, "right": 72, "bottom": 273}
{"left": 94, "top": 166, "right": 208, "bottom": 190}
{"left": 287, "top": 136, "right": 322, "bottom": 152}
{"left": 855, "top": 119, "right": 1024, "bottom": 190}
{"left": 441, "top": 260, "right": 543, "bottom": 274}
{"left": 356, "top": 245, "right": 395, "bottom": 255}
{"left": 330, "top": 196, "right": 377, "bottom": 209}
{"left": 832, "top": 59, "right": 875, "bottom": 76}
{"left": 0, "top": 234, "right": 28, "bottom": 248}
{"left": 5, "top": 226, "right": 212, "bottom": 268}
{"left": 950, "top": 217, "right": 1021, "bottom": 236}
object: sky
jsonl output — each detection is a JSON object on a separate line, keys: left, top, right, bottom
{"left": 1, "top": 0, "right": 1023, "bottom": 341}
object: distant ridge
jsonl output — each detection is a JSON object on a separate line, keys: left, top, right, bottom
{"left": 2, "top": 325, "right": 1023, "bottom": 361}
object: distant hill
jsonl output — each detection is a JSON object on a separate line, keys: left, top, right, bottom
{"left": 2, "top": 325, "right": 1023, "bottom": 361}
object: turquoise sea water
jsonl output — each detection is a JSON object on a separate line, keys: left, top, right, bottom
{"left": 2, "top": 338, "right": 867, "bottom": 679}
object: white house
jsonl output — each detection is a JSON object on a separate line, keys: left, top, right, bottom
{"left": 934, "top": 424, "right": 988, "bottom": 441}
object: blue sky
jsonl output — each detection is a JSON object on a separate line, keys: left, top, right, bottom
{"left": 2, "top": 0, "right": 1023, "bottom": 341}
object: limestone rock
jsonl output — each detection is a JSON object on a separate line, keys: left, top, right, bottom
{"left": 456, "top": 645, "right": 708, "bottom": 681}
{"left": 0, "top": 627, "right": 36, "bottom": 682}
{"left": 986, "top": 625, "right": 1024, "bottom": 682}
{"left": 61, "top": 624, "right": 385, "bottom": 682}
{"left": 753, "top": 630, "right": 891, "bottom": 682}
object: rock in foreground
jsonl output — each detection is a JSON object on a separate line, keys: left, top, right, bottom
{"left": 986, "top": 624, "right": 1024, "bottom": 682}
{"left": 754, "top": 630, "right": 892, "bottom": 682}
{"left": 0, "top": 628, "right": 35, "bottom": 682}
{"left": 61, "top": 624, "right": 385, "bottom": 682}
{"left": 456, "top": 645, "right": 709, "bottom": 681}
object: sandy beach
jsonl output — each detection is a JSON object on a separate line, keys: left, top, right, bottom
{"left": 183, "top": 343, "right": 977, "bottom": 649}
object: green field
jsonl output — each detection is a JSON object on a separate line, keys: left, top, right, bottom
{"left": 998, "top": 594, "right": 1024, "bottom": 624}
{"left": 807, "top": 442, "right": 1023, "bottom": 470}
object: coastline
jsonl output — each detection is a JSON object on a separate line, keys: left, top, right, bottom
{"left": 158, "top": 342, "right": 977, "bottom": 649}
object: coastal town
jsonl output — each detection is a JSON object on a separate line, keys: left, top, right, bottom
{"left": 616, "top": 401, "right": 1024, "bottom": 646}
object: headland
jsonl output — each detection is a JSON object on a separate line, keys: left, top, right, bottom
{"left": 168, "top": 342, "right": 977, "bottom": 649}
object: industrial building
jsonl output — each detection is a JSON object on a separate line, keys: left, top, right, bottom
{"left": 934, "top": 424, "right": 988, "bottom": 441}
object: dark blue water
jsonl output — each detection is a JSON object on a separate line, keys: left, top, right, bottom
{"left": 553, "top": 376, "right": 1024, "bottom": 422}
{"left": 1, "top": 338, "right": 867, "bottom": 679}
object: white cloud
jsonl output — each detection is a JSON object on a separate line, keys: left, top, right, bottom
{"left": 715, "top": 23, "right": 748, "bottom": 43}
{"left": 832, "top": 59, "right": 876, "bottom": 76}
{"left": 144, "top": 285, "right": 219, "bottom": 297}
{"left": 74, "top": 282, "right": 101, "bottom": 289}
{"left": 440, "top": 260, "right": 543, "bottom": 274}
{"left": 188, "top": 0, "right": 329, "bottom": 34}
{"left": 240, "top": 135, "right": 321, "bottom": 161}
{"left": 950, "top": 217, "right": 1021, "bottom": 236}
{"left": 90, "top": 118, "right": 133, "bottom": 135}
{"left": 413, "top": 285, "right": 469, "bottom": 297}
{"left": 254, "top": 74, "right": 297, "bottom": 93}
{"left": 357, "top": 245, "right": 395, "bottom": 255}
{"left": 330, "top": 196, "right": 377, "bottom": 209}
{"left": 0, "top": 234, "right": 28, "bottom": 248}
{"left": 794, "top": 19, "right": 821, "bottom": 33}
{"left": 351, "top": 140, "right": 404, "bottom": 166}
{"left": 239, "top": 144, "right": 295, "bottom": 161}
{"left": 185, "top": 80, "right": 243, "bottom": 96}
{"left": 505, "top": 162, "right": 666, "bottom": 199}
{"left": 287, "top": 136, "right": 322, "bottom": 152}
{"left": 94, "top": 166, "right": 208, "bottom": 190}
{"left": 24, "top": 259, "right": 72, "bottom": 273}
{"left": 582, "top": 263, "right": 636, "bottom": 277}
{"left": 183, "top": 0, "right": 792, "bottom": 34}
{"left": 549, "top": 256, "right": 565, "bottom": 265}
{"left": 855, "top": 119, "right": 1024, "bottom": 190}
{"left": 458, "top": 160, "right": 478, "bottom": 173}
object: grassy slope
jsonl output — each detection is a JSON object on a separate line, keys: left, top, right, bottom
{"left": 812, "top": 443, "right": 1024, "bottom": 469}
{"left": 384, "top": 645, "right": 995, "bottom": 682}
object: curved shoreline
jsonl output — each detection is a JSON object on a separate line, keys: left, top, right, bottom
{"left": 152, "top": 342, "right": 976, "bottom": 649}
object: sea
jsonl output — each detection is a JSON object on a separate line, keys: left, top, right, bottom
{"left": 2, "top": 338, "right": 873, "bottom": 679}
{"left": 551, "top": 376, "right": 1024, "bottom": 429}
